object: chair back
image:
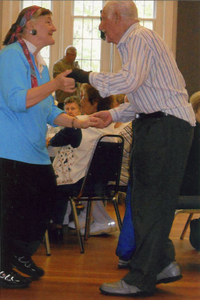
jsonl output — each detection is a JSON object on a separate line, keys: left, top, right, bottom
{"left": 76, "top": 134, "right": 124, "bottom": 199}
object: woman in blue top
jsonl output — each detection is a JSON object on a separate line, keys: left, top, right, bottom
{"left": 0, "top": 5, "right": 96, "bottom": 289}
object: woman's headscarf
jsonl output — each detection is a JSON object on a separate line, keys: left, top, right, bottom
{"left": 7, "top": 6, "right": 41, "bottom": 45}
{"left": 6, "top": 6, "right": 41, "bottom": 88}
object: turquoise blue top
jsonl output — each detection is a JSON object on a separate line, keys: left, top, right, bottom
{"left": 0, "top": 42, "right": 63, "bottom": 164}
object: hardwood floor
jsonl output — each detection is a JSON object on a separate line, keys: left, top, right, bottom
{"left": 1, "top": 203, "right": 200, "bottom": 300}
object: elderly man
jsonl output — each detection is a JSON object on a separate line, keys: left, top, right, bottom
{"left": 53, "top": 45, "right": 80, "bottom": 108}
{"left": 67, "top": 1, "right": 196, "bottom": 296}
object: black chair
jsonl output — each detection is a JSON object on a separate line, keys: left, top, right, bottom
{"left": 44, "top": 230, "right": 51, "bottom": 256}
{"left": 175, "top": 123, "right": 200, "bottom": 239}
{"left": 69, "top": 134, "right": 124, "bottom": 253}
{"left": 175, "top": 196, "right": 200, "bottom": 239}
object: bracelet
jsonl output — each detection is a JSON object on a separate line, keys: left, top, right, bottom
{"left": 71, "top": 117, "right": 77, "bottom": 128}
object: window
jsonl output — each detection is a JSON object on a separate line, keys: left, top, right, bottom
{"left": 22, "top": 0, "right": 52, "bottom": 67}
{"left": 73, "top": 1, "right": 103, "bottom": 72}
{"left": 72, "top": 1, "right": 155, "bottom": 72}
{"left": 135, "top": 1, "right": 155, "bottom": 30}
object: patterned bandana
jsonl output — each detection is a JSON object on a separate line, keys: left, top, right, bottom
{"left": 8, "top": 6, "right": 41, "bottom": 88}
{"left": 7, "top": 6, "right": 40, "bottom": 45}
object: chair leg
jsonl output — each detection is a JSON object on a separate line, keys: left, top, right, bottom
{"left": 70, "top": 198, "right": 84, "bottom": 253}
{"left": 112, "top": 198, "right": 122, "bottom": 230}
{"left": 85, "top": 201, "right": 93, "bottom": 241}
{"left": 180, "top": 213, "right": 194, "bottom": 240}
{"left": 44, "top": 230, "right": 51, "bottom": 256}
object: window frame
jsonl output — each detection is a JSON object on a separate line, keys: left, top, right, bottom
{"left": 0, "top": 1, "right": 178, "bottom": 76}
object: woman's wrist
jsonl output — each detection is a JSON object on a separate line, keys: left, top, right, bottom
{"left": 71, "top": 117, "right": 82, "bottom": 129}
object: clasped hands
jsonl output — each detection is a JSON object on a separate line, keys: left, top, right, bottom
{"left": 54, "top": 68, "right": 90, "bottom": 94}
{"left": 56, "top": 68, "right": 113, "bottom": 129}
{"left": 84, "top": 111, "right": 113, "bottom": 129}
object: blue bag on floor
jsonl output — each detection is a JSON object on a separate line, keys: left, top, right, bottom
{"left": 116, "top": 183, "right": 136, "bottom": 261}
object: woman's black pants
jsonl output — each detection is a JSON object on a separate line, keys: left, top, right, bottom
{"left": 0, "top": 159, "right": 57, "bottom": 272}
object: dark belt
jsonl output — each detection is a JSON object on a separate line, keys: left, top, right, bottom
{"left": 135, "top": 111, "right": 169, "bottom": 120}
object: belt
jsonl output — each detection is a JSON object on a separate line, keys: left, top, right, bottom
{"left": 135, "top": 111, "right": 168, "bottom": 120}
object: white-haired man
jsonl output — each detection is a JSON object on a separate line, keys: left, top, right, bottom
{"left": 53, "top": 45, "right": 80, "bottom": 108}
{"left": 67, "top": 1, "right": 196, "bottom": 296}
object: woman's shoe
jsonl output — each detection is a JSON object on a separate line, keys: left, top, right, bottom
{"left": 0, "top": 270, "right": 31, "bottom": 289}
{"left": 11, "top": 255, "right": 44, "bottom": 279}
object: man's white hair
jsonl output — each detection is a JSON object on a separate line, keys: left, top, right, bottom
{"left": 104, "top": 1, "right": 139, "bottom": 21}
{"left": 65, "top": 45, "right": 77, "bottom": 56}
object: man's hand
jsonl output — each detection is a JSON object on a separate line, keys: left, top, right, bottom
{"left": 76, "top": 116, "right": 103, "bottom": 129}
{"left": 67, "top": 67, "right": 91, "bottom": 84}
{"left": 55, "top": 70, "right": 76, "bottom": 93}
{"left": 91, "top": 111, "right": 113, "bottom": 128}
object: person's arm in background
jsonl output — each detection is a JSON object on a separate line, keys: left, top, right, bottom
{"left": 53, "top": 60, "right": 64, "bottom": 78}
{"left": 49, "top": 127, "right": 82, "bottom": 148}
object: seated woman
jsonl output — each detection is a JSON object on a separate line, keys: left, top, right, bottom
{"left": 63, "top": 95, "right": 81, "bottom": 116}
{"left": 49, "top": 84, "right": 120, "bottom": 240}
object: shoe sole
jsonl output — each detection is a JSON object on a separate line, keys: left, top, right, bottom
{"left": 118, "top": 264, "right": 130, "bottom": 269}
{"left": 89, "top": 226, "right": 117, "bottom": 236}
{"left": 99, "top": 287, "right": 155, "bottom": 297}
{"left": 0, "top": 282, "right": 30, "bottom": 289}
{"left": 156, "top": 274, "right": 182, "bottom": 285}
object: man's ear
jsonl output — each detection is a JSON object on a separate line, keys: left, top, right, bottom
{"left": 114, "top": 11, "right": 121, "bottom": 24}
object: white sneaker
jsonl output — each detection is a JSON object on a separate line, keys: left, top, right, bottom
{"left": 68, "top": 211, "right": 94, "bottom": 229}
{"left": 156, "top": 262, "right": 182, "bottom": 284}
{"left": 80, "top": 221, "right": 117, "bottom": 236}
{"left": 68, "top": 212, "right": 88, "bottom": 229}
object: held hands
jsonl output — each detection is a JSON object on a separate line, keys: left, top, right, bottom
{"left": 55, "top": 70, "right": 76, "bottom": 93}
{"left": 67, "top": 67, "right": 91, "bottom": 84}
{"left": 79, "top": 111, "right": 113, "bottom": 129}
{"left": 91, "top": 111, "right": 113, "bottom": 128}
{"left": 74, "top": 116, "right": 104, "bottom": 129}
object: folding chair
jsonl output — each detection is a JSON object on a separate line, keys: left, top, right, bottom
{"left": 175, "top": 196, "right": 200, "bottom": 239}
{"left": 44, "top": 230, "right": 51, "bottom": 256}
{"left": 175, "top": 123, "right": 200, "bottom": 239}
{"left": 69, "top": 134, "right": 124, "bottom": 253}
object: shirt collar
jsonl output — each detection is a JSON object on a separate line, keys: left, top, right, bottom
{"left": 22, "top": 38, "right": 46, "bottom": 74}
{"left": 117, "top": 22, "right": 140, "bottom": 48}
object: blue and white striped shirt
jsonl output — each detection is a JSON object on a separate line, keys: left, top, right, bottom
{"left": 89, "top": 23, "right": 196, "bottom": 126}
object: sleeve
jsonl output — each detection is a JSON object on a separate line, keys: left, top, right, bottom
{"left": 109, "top": 102, "right": 136, "bottom": 123}
{"left": 53, "top": 61, "right": 63, "bottom": 78}
{"left": 50, "top": 127, "right": 82, "bottom": 148}
{"left": 0, "top": 48, "right": 30, "bottom": 112}
{"left": 89, "top": 35, "right": 153, "bottom": 98}
{"left": 47, "top": 103, "right": 65, "bottom": 127}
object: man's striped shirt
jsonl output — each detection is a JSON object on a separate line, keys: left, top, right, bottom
{"left": 89, "top": 23, "right": 195, "bottom": 126}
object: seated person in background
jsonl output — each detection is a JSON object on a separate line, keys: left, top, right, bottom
{"left": 53, "top": 45, "right": 80, "bottom": 109}
{"left": 67, "top": 89, "right": 132, "bottom": 235}
{"left": 180, "top": 91, "right": 200, "bottom": 196}
{"left": 63, "top": 95, "right": 81, "bottom": 116}
{"left": 49, "top": 84, "right": 119, "bottom": 239}
{"left": 47, "top": 95, "right": 81, "bottom": 159}
{"left": 190, "top": 91, "right": 200, "bottom": 123}
{"left": 115, "top": 93, "right": 126, "bottom": 106}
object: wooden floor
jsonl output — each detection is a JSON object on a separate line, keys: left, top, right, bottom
{"left": 1, "top": 203, "right": 200, "bottom": 300}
